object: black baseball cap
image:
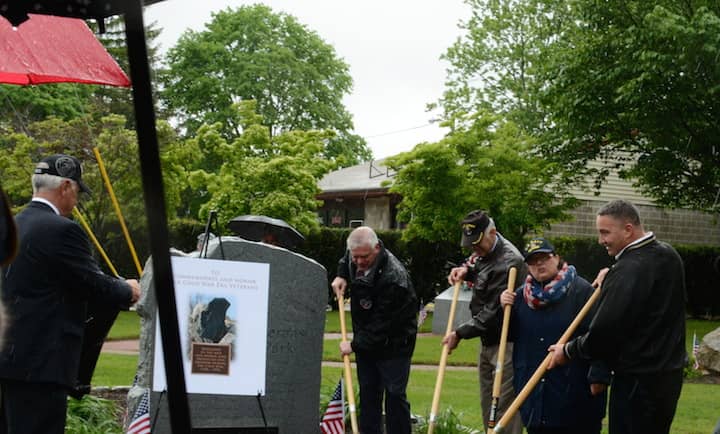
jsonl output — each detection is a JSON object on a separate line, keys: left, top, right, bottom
{"left": 34, "top": 154, "right": 91, "bottom": 194}
{"left": 523, "top": 237, "right": 555, "bottom": 262}
{"left": 460, "top": 210, "right": 491, "bottom": 248}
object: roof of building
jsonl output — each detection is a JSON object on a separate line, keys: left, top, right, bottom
{"left": 318, "top": 159, "right": 395, "bottom": 193}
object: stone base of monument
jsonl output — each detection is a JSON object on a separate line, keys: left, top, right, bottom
{"left": 431, "top": 284, "right": 473, "bottom": 335}
{"left": 128, "top": 237, "right": 328, "bottom": 434}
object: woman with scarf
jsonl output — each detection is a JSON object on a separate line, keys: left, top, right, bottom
{"left": 500, "top": 237, "right": 609, "bottom": 434}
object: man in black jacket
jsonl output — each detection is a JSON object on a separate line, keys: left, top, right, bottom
{"left": 443, "top": 210, "right": 525, "bottom": 434}
{"left": 0, "top": 154, "right": 140, "bottom": 434}
{"left": 548, "top": 199, "right": 686, "bottom": 434}
{"left": 331, "top": 226, "right": 417, "bottom": 434}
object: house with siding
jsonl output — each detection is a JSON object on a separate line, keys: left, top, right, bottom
{"left": 317, "top": 159, "right": 720, "bottom": 246}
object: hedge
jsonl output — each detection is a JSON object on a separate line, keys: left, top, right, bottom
{"left": 102, "top": 224, "right": 720, "bottom": 317}
{"left": 299, "top": 228, "right": 720, "bottom": 318}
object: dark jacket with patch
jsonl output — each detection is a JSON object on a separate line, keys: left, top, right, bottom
{"left": 455, "top": 235, "right": 527, "bottom": 346}
{"left": 0, "top": 201, "right": 132, "bottom": 388}
{"left": 566, "top": 236, "right": 687, "bottom": 374}
{"left": 337, "top": 242, "right": 418, "bottom": 359}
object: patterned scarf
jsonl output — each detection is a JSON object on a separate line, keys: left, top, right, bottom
{"left": 523, "top": 262, "right": 575, "bottom": 309}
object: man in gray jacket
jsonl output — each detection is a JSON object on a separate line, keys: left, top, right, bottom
{"left": 443, "top": 210, "right": 525, "bottom": 434}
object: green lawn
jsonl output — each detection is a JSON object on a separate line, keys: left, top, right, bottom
{"left": 101, "top": 312, "right": 720, "bottom": 432}
{"left": 93, "top": 356, "right": 720, "bottom": 433}
{"left": 323, "top": 309, "right": 435, "bottom": 334}
{"left": 106, "top": 310, "right": 142, "bottom": 340}
{"left": 323, "top": 335, "right": 479, "bottom": 366}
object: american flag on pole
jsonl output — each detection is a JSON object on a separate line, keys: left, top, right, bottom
{"left": 320, "top": 378, "right": 344, "bottom": 434}
{"left": 127, "top": 389, "right": 151, "bottom": 434}
{"left": 693, "top": 332, "right": 700, "bottom": 370}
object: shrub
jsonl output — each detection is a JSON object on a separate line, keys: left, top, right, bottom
{"left": 66, "top": 395, "right": 123, "bottom": 434}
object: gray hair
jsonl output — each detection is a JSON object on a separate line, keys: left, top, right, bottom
{"left": 485, "top": 218, "right": 496, "bottom": 236}
{"left": 31, "top": 173, "right": 67, "bottom": 194}
{"left": 346, "top": 226, "right": 379, "bottom": 250}
{"left": 597, "top": 199, "right": 641, "bottom": 226}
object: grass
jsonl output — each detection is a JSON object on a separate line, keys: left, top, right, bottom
{"left": 100, "top": 313, "right": 720, "bottom": 432}
{"left": 323, "top": 309, "right": 435, "bottom": 334}
{"left": 323, "top": 336, "right": 479, "bottom": 366}
{"left": 106, "top": 310, "right": 142, "bottom": 340}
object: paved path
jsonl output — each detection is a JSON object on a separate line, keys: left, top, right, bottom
{"left": 102, "top": 335, "right": 476, "bottom": 371}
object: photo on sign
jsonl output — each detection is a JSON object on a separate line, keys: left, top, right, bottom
{"left": 187, "top": 293, "right": 237, "bottom": 361}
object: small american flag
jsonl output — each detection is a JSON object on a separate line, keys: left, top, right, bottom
{"left": 127, "top": 389, "right": 151, "bottom": 434}
{"left": 320, "top": 379, "right": 344, "bottom": 434}
{"left": 693, "top": 332, "right": 700, "bottom": 370}
{"left": 418, "top": 304, "right": 428, "bottom": 328}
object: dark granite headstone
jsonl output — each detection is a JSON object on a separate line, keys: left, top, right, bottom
{"left": 127, "top": 237, "right": 327, "bottom": 434}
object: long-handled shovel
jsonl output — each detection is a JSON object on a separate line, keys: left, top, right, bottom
{"left": 490, "top": 283, "right": 603, "bottom": 434}
{"left": 427, "top": 280, "right": 463, "bottom": 434}
{"left": 338, "top": 293, "right": 359, "bottom": 434}
{"left": 488, "top": 267, "right": 518, "bottom": 429}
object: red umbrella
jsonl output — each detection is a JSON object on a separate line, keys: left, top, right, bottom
{"left": 0, "top": 13, "right": 130, "bottom": 86}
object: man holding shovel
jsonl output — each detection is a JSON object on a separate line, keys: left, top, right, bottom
{"left": 548, "top": 199, "right": 686, "bottom": 434}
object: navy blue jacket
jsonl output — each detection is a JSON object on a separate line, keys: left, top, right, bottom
{"left": 0, "top": 201, "right": 132, "bottom": 388}
{"left": 509, "top": 273, "right": 608, "bottom": 429}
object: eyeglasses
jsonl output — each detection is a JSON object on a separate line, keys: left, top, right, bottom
{"left": 527, "top": 253, "right": 555, "bottom": 266}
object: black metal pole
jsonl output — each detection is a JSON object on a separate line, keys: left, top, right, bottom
{"left": 123, "top": 1, "right": 192, "bottom": 432}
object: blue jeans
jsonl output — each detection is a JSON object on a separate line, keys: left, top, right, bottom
{"left": 355, "top": 353, "right": 412, "bottom": 434}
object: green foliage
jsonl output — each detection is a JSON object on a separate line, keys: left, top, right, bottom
{"left": 386, "top": 112, "right": 578, "bottom": 247}
{"left": 0, "top": 83, "right": 93, "bottom": 132}
{"left": 442, "top": 0, "right": 720, "bottom": 213}
{"left": 437, "top": 0, "right": 569, "bottom": 133}
{"left": 0, "top": 115, "right": 191, "bottom": 277}
{"left": 540, "top": 1, "right": 720, "bottom": 212}
{"left": 160, "top": 4, "right": 371, "bottom": 165}
{"left": 66, "top": 395, "right": 123, "bottom": 434}
{"left": 187, "top": 102, "right": 331, "bottom": 235}
{"left": 413, "top": 407, "right": 480, "bottom": 434}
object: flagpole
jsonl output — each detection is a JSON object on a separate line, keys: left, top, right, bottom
{"left": 338, "top": 293, "right": 359, "bottom": 434}
{"left": 72, "top": 208, "right": 120, "bottom": 278}
{"left": 93, "top": 146, "right": 143, "bottom": 276}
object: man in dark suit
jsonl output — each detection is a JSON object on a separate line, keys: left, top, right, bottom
{"left": 0, "top": 154, "right": 140, "bottom": 434}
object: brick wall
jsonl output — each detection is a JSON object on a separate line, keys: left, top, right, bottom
{"left": 544, "top": 200, "right": 720, "bottom": 246}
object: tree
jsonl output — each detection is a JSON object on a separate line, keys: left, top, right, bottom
{"left": 184, "top": 101, "right": 333, "bottom": 235}
{"left": 540, "top": 1, "right": 720, "bottom": 212}
{"left": 0, "top": 84, "right": 93, "bottom": 133}
{"left": 160, "top": 5, "right": 371, "bottom": 165}
{"left": 90, "top": 15, "right": 164, "bottom": 128}
{"left": 0, "top": 114, "right": 150, "bottom": 277}
{"left": 386, "top": 111, "right": 577, "bottom": 247}
{"left": 436, "top": 0, "right": 570, "bottom": 134}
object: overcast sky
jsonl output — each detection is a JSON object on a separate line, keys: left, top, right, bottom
{"left": 143, "top": 0, "right": 469, "bottom": 160}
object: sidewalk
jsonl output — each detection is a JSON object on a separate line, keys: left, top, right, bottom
{"left": 101, "top": 335, "right": 476, "bottom": 371}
